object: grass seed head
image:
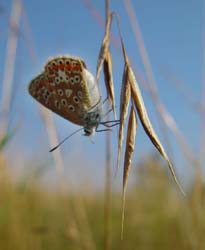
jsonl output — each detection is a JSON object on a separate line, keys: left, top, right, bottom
{"left": 96, "top": 12, "right": 112, "bottom": 82}
{"left": 121, "top": 105, "right": 137, "bottom": 239}
{"left": 103, "top": 49, "right": 116, "bottom": 119}
{"left": 116, "top": 65, "right": 131, "bottom": 175}
{"left": 128, "top": 65, "right": 185, "bottom": 195}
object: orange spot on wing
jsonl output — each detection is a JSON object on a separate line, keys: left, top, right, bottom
{"left": 65, "top": 64, "right": 71, "bottom": 70}
{"left": 51, "top": 65, "right": 59, "bottom": 71}
{"left": 48, "top": 78, "right": 53, "bottom": 83}
{"left": 73, "top": 63, "right": 80, "bottom": 70}
{"left": 59, "top": 63, "right": 65, "bottom": 70}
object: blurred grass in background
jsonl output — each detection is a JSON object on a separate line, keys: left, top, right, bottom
{"left": 0, "top": 154, "right": 204, "bottom": 250}
{"left": 0, "top": 0, "right": 205, "bottom": 249}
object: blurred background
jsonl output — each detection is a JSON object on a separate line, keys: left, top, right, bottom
{"left": 0, "top": 0, "right": 205, "bottom": 249}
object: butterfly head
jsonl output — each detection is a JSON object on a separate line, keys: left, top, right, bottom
{"left": 83, "top": 107, "right": 102, "bottom": 136}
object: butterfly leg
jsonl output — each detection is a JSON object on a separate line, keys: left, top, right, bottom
{"left": 100, "top": 120, "right": 120, "bottom": 127}
{"left": 101, "top": 122, "right": 120, "bottom": 128}
{"left": 95, "top": 126, "right": 112, "bottom": 133}
{"left": 96, "top": 121, "right": 120, "bottom": 133}
{"left": 103, "top": 97, "right": 109, "bottom": 104}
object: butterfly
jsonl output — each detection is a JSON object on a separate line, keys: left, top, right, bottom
{"left": 28, "top": 56, "right": 118, "bottom": 143}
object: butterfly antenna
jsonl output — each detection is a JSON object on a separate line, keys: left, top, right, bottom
{"left": 49, "top": 128, "right": 83, "bottom": 152}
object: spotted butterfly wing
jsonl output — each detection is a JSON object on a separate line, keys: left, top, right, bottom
{"left": 28, "top": 56, "right": 101, "bottom": 126}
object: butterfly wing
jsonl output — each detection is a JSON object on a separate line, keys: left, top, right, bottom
{"left": 28, "top": 56, "right": 101, "bottom": 126}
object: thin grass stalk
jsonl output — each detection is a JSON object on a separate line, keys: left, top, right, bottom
{"left": 102, "top": 5, "right": 112, "bottom": 249}
{"left": 40, "top": 109, "right": 65, "bottom": 186}
{"left": 189, "top": 1, "right": 205, "bottom": 245}
{"left": 70, "top": 194, "right": 97, "bottom": 250}
{"left": 161, "top": 68, "right": 198, "bottom": 112}
{"left": 158, "top": 69, "right": 199, "bottom": 166}
{"left": 105, "top": 0, "right": 109, "bottom": 19}
{"left": 104, "top": 102, "right": 112, "bottom": 250}
{"left": 82, "top": 0, "right": 104, "bottom": 27}
{"left": 199, "top": 0, "right": 205, "bottom": 176}
{"left": 0, "top": 0, "right": 22, "bottom": 136}
{"left": 21, "top": 5, "right": 66, "bottom": 188}
{"left": 21, "top": 7, "right": 38, "bottom": 64}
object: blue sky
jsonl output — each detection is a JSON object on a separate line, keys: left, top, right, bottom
{"left": 0, "top": 0, "right": 203, "bottom": 188}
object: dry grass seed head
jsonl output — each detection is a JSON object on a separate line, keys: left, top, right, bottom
{"left": 121, "top": 105, "right": 137, "bottom": 238}
{"left": 116, "top": 64, "right": 131, "bottom": 174}
{"left": 123, "top": 105, "right": 137, "bottom": 190}
{"left": 127, "top": 65, "right": 185, "bottom": 195}
{"left": 103, "top": 49, "right": 116, "bottom": 119}
{"left": 96, "top": 12, "right": 112, "bottom": 82}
